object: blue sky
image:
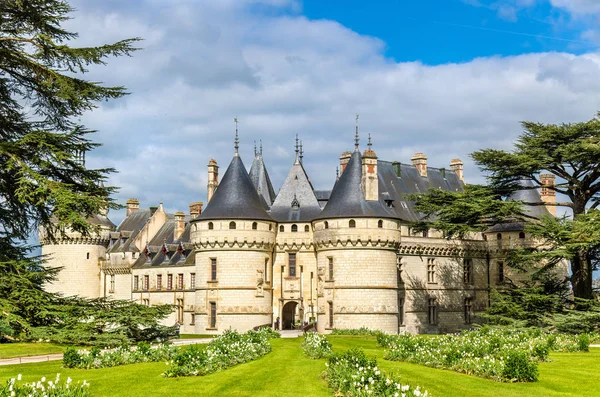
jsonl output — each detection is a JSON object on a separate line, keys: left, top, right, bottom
{"left": 57, "top": 0, "right": 599, "bottom": 232}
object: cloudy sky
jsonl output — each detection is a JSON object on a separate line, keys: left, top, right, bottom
{"left": 65, "top": 0, "right": 600, "bottom": 225}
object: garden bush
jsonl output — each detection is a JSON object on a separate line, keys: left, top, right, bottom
{"left": 163, "top": 328, "right": 277, "bottom": 377}
{"left": 0, "top": 374, "right": 90, "bottom": 397}
{"left": 378, "top": 328, "right": 586, "bottom": 382}
{"left": 325, "top": 348, "right": 430, "bottom": 396}
{"left": 62, "top": 343, "right": 177, "bottom": 369}
{"left": 301, "top": 332, "right": 332, "bottom": 359}
{"left": 330, "top": 327, "right": 381, "bottom": 336}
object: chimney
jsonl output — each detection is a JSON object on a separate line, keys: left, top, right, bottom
{"left": 411, "top": 153, "right": 428, "bottom": 178}
{"left": 362, "top": 147, "right": 378, "bottom": 201}
{"left": 339, "top": 152, "right": 352, "bottom": 175}
{"left": 174, "top": 211, "right": 186, "bottom": 240}
{"left": 540, "top": 174, "right": 556, "bottom": 216}
{"left": 207, "top": 159, "right": 219, "bottom": 203}
{"left": 189, "top": 201, "right": 203, "bottom": 219}
{"left": 126, "top": 198, "right": 139, "bottom": 216}
{"left": 450, "top": 158, "right": 464, "bottom": 183}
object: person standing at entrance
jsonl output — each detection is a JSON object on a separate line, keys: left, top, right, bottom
{"left": 275, "top": 317, "right": 280, "bottom": 330}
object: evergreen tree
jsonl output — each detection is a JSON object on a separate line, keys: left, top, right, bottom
{"left": 0, "top": 0, "right": 173, "bottom": 343}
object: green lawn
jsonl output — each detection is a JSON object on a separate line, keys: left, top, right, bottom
{"left": 0, "top": 337, "right": 598, "bottom": 396}
{"left": 0, "top": 343, "right": 65, "bottom": 359}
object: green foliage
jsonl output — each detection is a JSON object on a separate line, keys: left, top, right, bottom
{"left": 62, "top": 343, "right": 178, "bottom": 369}
{"left": 301, "top": 332, "right": 332, "bottom": 359}
{"left": 330, "top": 327, "right": 381, "bottom": 336}
{"left": 62, "top": 347, "right": 82, "bottom": 368}
{"left": 0, "top": 374, "right": 90, "bottom": 397}
{"left": 502, "top": 350, "right": 538, "bottom": 382}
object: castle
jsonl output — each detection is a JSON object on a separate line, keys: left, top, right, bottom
{"left": 41, "top": 126, "right": 557, "bottom": 335}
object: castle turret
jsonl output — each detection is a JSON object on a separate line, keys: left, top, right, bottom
{"left": 249, "top": 141, "right": 276, "bottom": 208}
{"left": 191, "top": 126, "right": 276, "bottom": 333}
{"left": 314, "top": 143, "right": 399, "bottom": 334}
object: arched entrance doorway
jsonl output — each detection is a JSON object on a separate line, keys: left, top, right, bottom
{"left": 282, "top": 301, "right": 298, "bottom": 330}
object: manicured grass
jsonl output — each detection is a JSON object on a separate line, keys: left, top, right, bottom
{"left": 0, "top": 336, "right": 599, "bottom": 396}
{"left": 0, "top": 343, "right": 65, "bottom": 359}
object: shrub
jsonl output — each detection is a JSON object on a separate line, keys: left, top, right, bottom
{"left": 62, "top": 343, "right": 178, "bottom": 369}
{"left": 502, "top": 351, "right": 538, "bottom": 382}
{"left": 578, "top": 334, "right": 590, "bottom": 352}
{"left": 325, "top": 348, "right": 430, "bottom": 396}
{"left": 0, "top": 374, "right": 90, "bottom": 397}
{"left": 62, "top": 347, "right": 82, "bottom": 369}
{"left": 330, "top": 327, "right": 380, "bottom": 336}
{"left": 301, "top": 332, "right": 332, "bottom": 359}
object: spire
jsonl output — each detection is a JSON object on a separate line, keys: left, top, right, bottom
{"left": 367, "top": 133, "right": 372, "bottom": 150}
{"left": 294, "top": 133, "right": 300, "bottom": 164}
{"left": 299, "top": 140, "right": 304, "bottom": 163}
{"left": 354, "top": 114, "right": 359, "bottom": 152}
{"left": 260, "top": 140, "right": 263, "bottom": 156}
{"left": 234, "top": 117, "right": 239, "bottom": 156}
{"left": 254, "top": 140, "right": 257, "bottom": 157}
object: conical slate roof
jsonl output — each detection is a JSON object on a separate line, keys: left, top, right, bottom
{"left": 316, "top": 150, "right": 394, "bottom": 220}
{"left": 270, "top": 159, "right": 322, "bottom": 222}
{"left": 508, "top": 178, "right": 551, "bottom": 219}
{"left": 199, "top": 155, "right": 273, "bottom": 221}
{"left": 249, "top": 152, "right": 276, "bottom": 208}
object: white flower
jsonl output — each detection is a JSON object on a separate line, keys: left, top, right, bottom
{"left": 17, "top": 374, "right": 22, "bottom": 381}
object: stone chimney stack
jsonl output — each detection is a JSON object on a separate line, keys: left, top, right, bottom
{"left": 189, "top": 201, "right": 203, "bottom": 219}
{"left": 339, "top": 152, "right": 352, "bottom": 176}
{"left": 540, "top": 174, "right": 557, "bottom": 216}
{"left": 450, "top": 158, "right": 464, "bottom": 183}
{"left": 174, "top": 211, "right": 186, "bottom": 240}
{"left": 411, "top": 153, "right": 428, "bottom": 178}
{"left": 207, "top": 159, "right": 219, "bottom": 203}
{"left": 126, "top": 198, "right": 140, "bottom": 216}
{"left": 362, "top": 139, "right": 378, "bottom": 201}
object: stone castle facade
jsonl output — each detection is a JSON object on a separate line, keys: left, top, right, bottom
{"left": 41, "top": 129, "right": 557, "bottom": 335}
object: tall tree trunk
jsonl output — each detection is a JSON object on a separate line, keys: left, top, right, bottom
{"left": 571, "top": 248, "right": 593, "bottom": 300}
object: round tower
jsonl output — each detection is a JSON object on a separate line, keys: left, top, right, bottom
{"left": 313, "top": 146, "right": 401, "bottom": 334}
{"left": 40, "top": 215, "right": 114, "bottom": 298}
{"left": 190, "top": 128, "right": 276, "bottom": 334}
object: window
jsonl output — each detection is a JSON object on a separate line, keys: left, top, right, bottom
{"left": 209, "top": 302, "right": 217, "bottom": 328}
{"left": 190, "top": 273, "right": 196, "bottom": 289}
{"left": 328, "top": 257, "right": 334, "bottom": 281}
{"left": 190, "top": 313, "right": 195, "bottom": 325}
{"left": 349, "top": 219, "right": 356, "bottom": 228}
{"left": 143, "top": 275, "right": 149, "bottom": 291}
{"left": 519, "top": 231, "right": 525, "bottom": 239}
{"left": 177, "top": 273, "right": 184, "bottom": 289}
{"left": 177, "top": 299, "right": 184, "bottom": 323}
{"left": 422, "top": 229, "right": 429, "bottom": 238}
{"left": 86, "top": 252, "right": 90, "bottom": 260}
{"left": 208, "top": 222, "right": 214, "bottom": 230}
{"left": 464, "top": 297, "right": 473, "bottom": 324}
{"left": 142, "top": 299, "right": 150, "bottom": 306}
{"left": 378, "top": 220, "right": 383, "bottom": 228}
{"left": 498, "top": 261, "right": 505, "bottom": 283}
{"left": 324, "top": 221, "right": 329, "bottom": 229}
{"left": 134, "top": 276, "right": 139, "bottom": 291}
{"left": 264, "top": 259, "right": 269, "bottom": 283}
{"left": 428, "top": 298, "right": 437, "bottom": 325}
{"left": 109, "top": 275, "right": 115, "bottom": 293}
{"left": 229, "top": 221, "right": 236, "bottom": 230}
{"left": 210, "top": 258, "right": 217, "bottom": 281}
{"left": 291, "top": 224, "right": 298, "bottom": 232}
{"left": 497, "top": 233, "right": 502, "bottom": 240}
{"left": 132, "top": 252, "right": 136, "bottom": 259}
{"left": 269, "top": 224, "right": 272, "bottom": 231}
{"left": 288, "top": 253, "right": 297, "bottom": 277}
{"left": 398, "top": 297, "right": 405, "bottom": 325}
{"left": 279, "top": 225, "right": 284, "bottom": 232}
{"left": 427, "top": 258, "right": 436, "bottom": 283}
{"left": 328, "top": 302, "right": 334, "bottom": 327}
{"left": 463, "top": 259, "right": 473, "bottom": 284}
{"left": 157, "top": 274, "right": 162, "bottom": 290}
{"left": 252, "top": 222, "right": 258, "bottom": 230}
{"left": 167, "top": 274, "right": 173, "bottom": 290}
{"left": 304, "top": 225, "right": 310, "bottom": 232}
{"left": 397, "top": 261, "right": 403, "bottom": 283}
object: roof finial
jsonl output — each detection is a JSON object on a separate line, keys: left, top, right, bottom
{"left": 234, "top": 117, "right": 239, "bottom": 156}
{"left": 355, "top": 114, "right": 360, "bottom": 151}
{"left": 336, "top": 166, "right": 339, "bottom": 180}
{"left": 254, "top": 140, "right": 257, "bottom": 157}
{"left": 260, "top": 139, "right": 263, "bottom": 155}
{"left": 299, "top": 140, "right": 304, "bottom": 163}
{"left": 368, "top": 133, "right": 372, "bottom": 150}
{"left": 294, "top": 133, "right": 299, "bottom": 163}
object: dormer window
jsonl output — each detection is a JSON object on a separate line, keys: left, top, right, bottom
{"left": 291, "top": 194, "right": 300, "bottom": 211}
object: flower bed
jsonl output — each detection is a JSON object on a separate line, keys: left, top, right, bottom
{"left": 301, "top": 332, "right": 333, "bottom": 359}
{"left": 62, "top": 342, "right": 177, "bottom": 369}
{"left": 325, "top": 348, "right": 430, "bottom": 397}
{"left": 163, "top": 328, "right": 278, "bottom": 377}
{"left": 378, "top": 328, "right": 588, "bottom": 382}
{"left": 0, "top": 374, "right": 91, "bottom": 397}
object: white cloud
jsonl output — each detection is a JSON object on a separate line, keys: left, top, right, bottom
{"left": 64, "top": 0, "right": 600, "bottom": 226}
{"left": 550, "top": 0, "right": 600, "bottom": 15}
